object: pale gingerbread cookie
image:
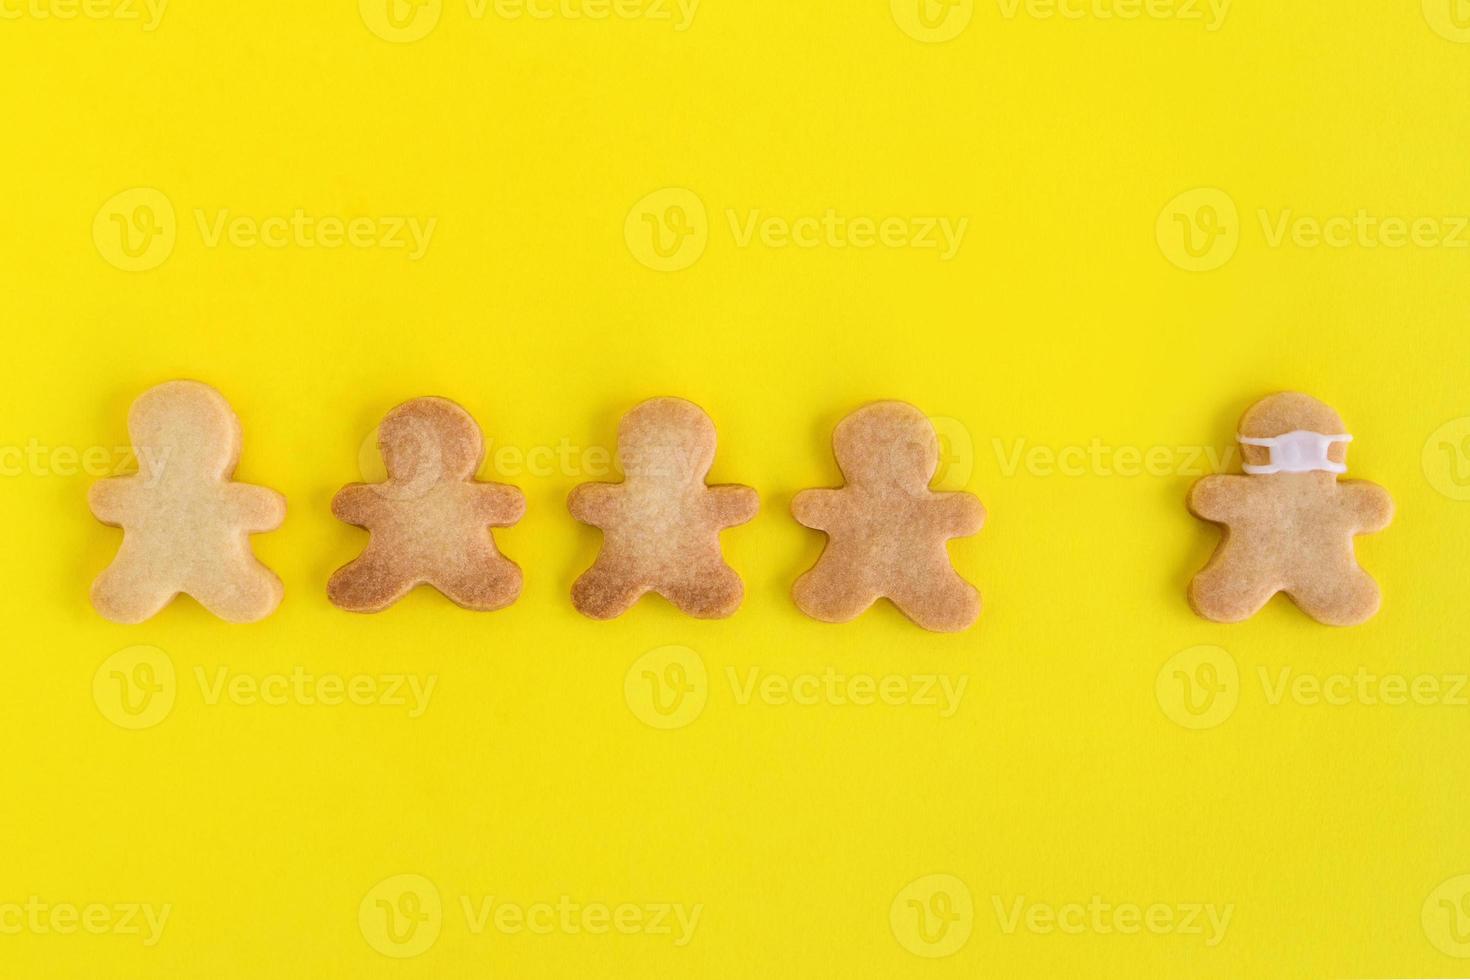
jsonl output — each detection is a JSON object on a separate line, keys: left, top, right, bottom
{"left": 329, "top": 397, "right": 525, "bottom": 613}
{"left": 792, "top": 401, "right": 984, "bottom": 633}
{"left": 1188, "top": 392, "right": 1393, "bottom": 626}
{"left": 568, "top": 397, "right": 759, "bottom": 619}
{"left": 89, "top": 380, "right": 285, "bottom": 624}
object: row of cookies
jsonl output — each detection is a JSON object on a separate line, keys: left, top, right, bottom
{"left": 87, "top": 382, "right": 1391, "bottom": 631}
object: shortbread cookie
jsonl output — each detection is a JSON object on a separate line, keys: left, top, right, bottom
{"left": 1188, "top": 392, "right": 1393, "bottom": 626}
{"left": 89, "top": 380, "right": 285, "bottom": 624}
{"left": 329, "top": 397, "right": 524, "bottom": 613}
{"left": 568, "top": 397, "right": 759, "bottom": 619}
{"left": 792, "top": 401, "right": 984, "bottom": 632}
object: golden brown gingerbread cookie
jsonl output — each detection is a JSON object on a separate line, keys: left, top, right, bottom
{"left": 792, "top": 401, "right": 984, "bottom": 632}
{"left": 328, "top": 397, "right": 525, "bottom": 613}
{"left": 568, "top": 397, "right": 759, "bottom": 619}
{"left": 1188, "top": 392, "right": 1393, "bottom": 626}
{"left": 89, "top": 380, "right": 286, "bottom": 624}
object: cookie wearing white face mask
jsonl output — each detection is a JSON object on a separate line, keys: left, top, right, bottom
{"left": 1238, "top": 430, "right": 1353, "bottom": 475}
{"left": 1187, "top": 392, "right": 1392, "bottom": 627}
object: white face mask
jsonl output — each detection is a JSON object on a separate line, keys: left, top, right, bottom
{"left": 1238, "top": 430, "right": 1352, "bottom": 475}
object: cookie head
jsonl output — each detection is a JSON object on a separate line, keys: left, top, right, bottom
{"left": 617, "top": 397, "right": 717, "bottom": 486}
{"left": 833, "top": 401, "right": 939, "bottom": 490}
{"left": 127, "top": 380, "right": 242, "bottom": 482}
{"left": 378, "top": 397, "right": 484, "bottom": 487}
{"left": 1237, "top": 392, "right": 1350, "bottom": 475}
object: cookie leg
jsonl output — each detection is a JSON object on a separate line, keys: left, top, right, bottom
{"left": 1287, "top": 564, "right": 1382, "bottom": 627}
{"left": 435, "top": 557, "right": 523, "bottom": 612}
{"left": 792, "top": 559, "right": 876, "bottom": 624}
{"left": 328, "top": 554, "right": 412, "bottom": 614}
{"left": 662, "top": 562, "right": 744, "bottom": 619}
{"left": 571, "top": 561, "right": 646, "bottom": 620}
{"left": 92, "top": 554, "right": 178, "bottom": 624}
{"left": 888, "top": 570, "right": 980, "bottom": 633}
{"left": 192, "top": 560, "right": 284, "bottom": 623}
{"left": 1188, "top": 555, "right": 1279, "bottom": 624}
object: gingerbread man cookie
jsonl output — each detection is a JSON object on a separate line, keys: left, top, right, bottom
{"left": 568, "top": 397, "right": 759, "bottom": 619}
{"left": 328, "top": 397, "right": 525, "bottom": 613}
{"left": 1188, "top": 392, "right": 1393, "bottom": 626}
{"left": 792, "top": 401, "right": 984, "bottom": 632}
{"left": 89, "top": 380, "right": 285, "bottom": 624}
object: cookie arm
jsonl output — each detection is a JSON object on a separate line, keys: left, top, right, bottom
{"left": 88, "top": 477, "right": 142, "bottom": 525}
{"left": 568, "top": 483, "right": 622, "bottom": 528}
{"left": 227, "top": 483, "right": 287, "bottom": 533}
{"left": 475, "top": 483, "right": 526, "bottom": 526}
{"left": 332, "top": 484, "right": 384, "bottom": 527}
{"left": 1187, "top": 475, "right": 1247, "bottom": 522}
{"left": 791, "top": 488, "right": 842, "bottom": 531}
{"left": 934, "top": 491, "right": 985, "bottom": 537}
{"left": 1342, "top": 480, "right": 1393, "bottom": 533}
{"left": 705, "top": 485, "right": 759, "bottom": 528}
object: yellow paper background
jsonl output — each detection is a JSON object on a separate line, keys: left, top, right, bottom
{"left": 3, "top": 0, "right": 1470, "bottom": 975}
